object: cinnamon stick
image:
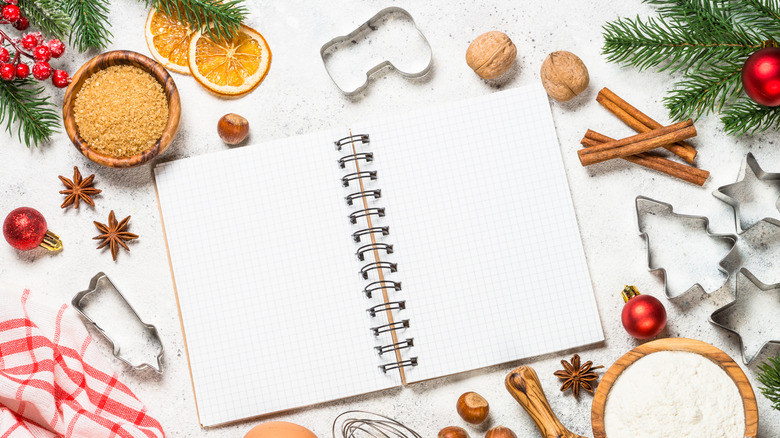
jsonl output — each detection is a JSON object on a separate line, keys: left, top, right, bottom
{"left": 578, "top": 120, "right": 696, "bottom": 166}
{"left": 597, "top": 87, "right": 697, "bottom": 164}
{"left": 582, "top": 130, "right": 709, "bottom": 186}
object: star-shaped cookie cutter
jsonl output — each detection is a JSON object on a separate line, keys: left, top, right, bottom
{"left": 713, "top": 152, "right": 780, "bottom": 233}
{"left": 635, "top": 196, "right": 738, "bottom": 299}
{"left": 710, "top": 268, "right": 780, "bottom": 364}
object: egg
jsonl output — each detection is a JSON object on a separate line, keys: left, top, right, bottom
{"left": 244, "top": 421, "right": 317, "bottom": 438}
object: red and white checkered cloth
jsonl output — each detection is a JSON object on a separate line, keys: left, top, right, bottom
{"left": 0, "top": 289, "right": 164, "bottom": 438}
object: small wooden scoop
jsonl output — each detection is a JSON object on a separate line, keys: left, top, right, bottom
{"left": 505, "top": 366, "right": 588, "bottom": 438}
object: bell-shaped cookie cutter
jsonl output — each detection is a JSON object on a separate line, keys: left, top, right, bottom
{"left": 320, "top": 7, "right": 433, "bottom": 96}
{"left": 72, "top": 272, "right": 164, "bottom": 373}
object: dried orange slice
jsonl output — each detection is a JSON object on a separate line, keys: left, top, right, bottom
{"left": 187, "top": 25, "right": 271, "bottom": 96}
{"left": 145, "top": 9, "right": 194, "bottom": 75}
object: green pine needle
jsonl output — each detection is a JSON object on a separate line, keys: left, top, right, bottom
{"left": 757, "top": 356, "right": 780, "bottom": 411}
{"left": 146, "top": 0, "right": 247, "bottom": 42}
{"left": 602, "top": 0, "right": 780, "bottom": 135}
{"left": 0, "top": 79, "right": 60, "bottom": 148}
{"left": 664, "top": 63, "right": 744, "bottom": 120}
{"left": 17, "top": 0, "right": 71, "bottom": 41}
{"left": 64, "top": 0, "right": 113, "bottom": 52}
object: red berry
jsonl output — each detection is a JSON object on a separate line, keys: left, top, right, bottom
{"left": 0, "top": 48, "right": 8, "bottom": 63}
{"left": 0, "top": 63, "right": 16, "bottom": 81}
{"left": 21, "top": 34, "right": 38, "bottom": 50}
{"left": 2, "top": 5, "right": 20, "bottom": 23}
{"left": 4, "top": 0, "right": 17, "bottom": 5}
{"left": 47, "top": 39, "right": 65, "bottom": 58}
{"left": 12, "top": 16, "right": 28, "bottom": 31}
{"left": 51, "top": 69, "right": 69, "bottom": 88}
{"left": 15, "top": 63, "right": 29, "bottom": 79}
{"left": 33, "top": 45, "right": 51, "bottom": 62}
{"left": 31, "top": 61, "right": 51, "bottom": 80}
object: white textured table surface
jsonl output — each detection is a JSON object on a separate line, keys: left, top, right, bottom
{"left": 1, "top": 0, "right": 779, "bottom": 436}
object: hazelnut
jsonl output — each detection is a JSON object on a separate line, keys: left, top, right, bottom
{"left": 485, "top": 426, "right": 516, "bottom": 438}
{"left": 456, "top": 391, "right": 489, "bottom": 424}
{"left": 438, "top": 426, "right": 470, "bottom": 438}
{"left": 540, "top": 51, "right": 589, "bottom": 102}
{"left": 217, "top": 113, "right": 249, "bottom": 145}
{"left": 466, "top": 31, "right": 517, "bottom": 80}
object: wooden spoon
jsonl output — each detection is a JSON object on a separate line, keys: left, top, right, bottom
{"left": 505, "top": 366, "right": 588, "bottom": 438}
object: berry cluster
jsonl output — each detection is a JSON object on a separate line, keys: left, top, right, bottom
{"left": 0, "top": 0, "right": 69, "bottom": 87}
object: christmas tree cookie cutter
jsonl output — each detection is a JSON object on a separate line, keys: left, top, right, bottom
{"left": 635, "top": 196, "right": 738, "bottom": 299}
{"left": 710, "top": 268, "right": 780, "bottom": 364}
{"left": 714, "top": 152, "right": 780, "bottom": 233}
{"left": 320, "top": 7, "right": 433, "bottom": 96}
{"left": 72, "top": 272, "right": 164, "bottom": 373}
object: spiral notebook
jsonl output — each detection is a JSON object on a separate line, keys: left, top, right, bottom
{"left": 153, "top": 85, "right": 603, "bottom": 427}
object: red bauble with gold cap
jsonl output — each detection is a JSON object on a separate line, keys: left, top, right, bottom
{"left": 742, "top": 46, "right": 780, "bottom": 107}
{"left": 620, "top": 285, "right": 667, "bottom": 339}
{"left": 3, "top": 207, "right": 62, "bottom": 251}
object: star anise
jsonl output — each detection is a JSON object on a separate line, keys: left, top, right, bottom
{"left": 59, "top": 166, "right": 101, "bottom": 209}
{"left": 554, "top": 354, "right": 604, "bottom": 398}
{"left": 93, "top": 211, "right": 139, "bottom": 261}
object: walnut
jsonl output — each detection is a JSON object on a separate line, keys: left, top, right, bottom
{"left": 466, "top": 31, "right": 517, "bottom": 80}
{"left": 540, "top": 51, "right": 589, "bottom": 101}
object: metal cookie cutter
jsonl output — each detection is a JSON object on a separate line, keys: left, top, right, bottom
{"left": 635, "top": 196, "right": 738, "bottom": 299}
{"left": 72, "top": 272, "right": 164, "bottom": 373}
{"left": 710, "top": 268, "right": 780, "bottom": 364}
{"left": 713, "top": 152, "right": 780, "bottom": 233}
{"left": 320, "top": 7, "right": 433, "bottom": 96}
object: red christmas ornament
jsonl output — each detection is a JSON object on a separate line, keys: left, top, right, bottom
{"left": 742, "top": 46, "right": 780, "bottom": 107}
{"left": 620, "top": 285, "right": 666, "bottom": 339}
{"left": 3, "top": 207, "right": 62, "bottom": 251}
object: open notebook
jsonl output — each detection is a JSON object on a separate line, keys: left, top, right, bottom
{"left": 154, "top": 85, "right": 603, "bottom": 427}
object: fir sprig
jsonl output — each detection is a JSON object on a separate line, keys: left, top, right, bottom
{"left": 0, "top": 79, "right": 60, "bottom": 148}
{"left": 63, "top": 0, "right": 113, "bottom": 52}
{"left": 146, "top": 0, "right": 247, "bottom": 41}
{"left": 602, "top": 0, "right": 780, "bottom": 135}
{"left": 16, "top": 0, "right": 71, "bottom": 41}
{"left": 757, "top": 356, "right": 780, "bottom": 411}
{"left": 664, "top": 63, "right": 744, "bottom": 120}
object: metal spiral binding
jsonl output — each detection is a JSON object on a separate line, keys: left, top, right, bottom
{"left": 363, "top": 280, "right": 401, "bottom": 298}
{"left": 375, "top": 338, "right": 414, "bottom": 355}
{"left": 338, "top": 152, "right": 374, "bottom": 168}
{"left": 356, "top": 243, "right": 393, "bottom": 261}
{"left": 345, "top": 189, "right": 381, "bottom": 206}
{"left": 380, "top": 358, "right": 418, "bottom": 373}
{"left": 337, "top": 133, "right": 417, "bottom": 373}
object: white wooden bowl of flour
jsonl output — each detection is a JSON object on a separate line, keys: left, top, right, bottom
{"left": 592, "top": 338, "right": 758, "bottom": 438}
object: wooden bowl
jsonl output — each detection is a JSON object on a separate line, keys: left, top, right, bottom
{"left": 592, "top": 338, "right": 758, "bottom": 438}
{"left": 62, "top": 50, "right": 181, "bottom": 168}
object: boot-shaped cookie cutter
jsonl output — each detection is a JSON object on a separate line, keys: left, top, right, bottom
{"left": 320, "top": 7, "right": 433, "bottom": 96}
{"left": 72, "top": 272, "right": 164, "bottom": 373}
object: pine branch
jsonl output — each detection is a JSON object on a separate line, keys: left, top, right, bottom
{"left": 145, "top": 0, "right": 247, "bottom": 41}
{"left": 63, "top": 0, "right": 113, "bottom": 52}
{"left": 729, "top": 0, "right": 780, "bottom": 38}
{"left": 0, "top": 79, "right": 60, "bottom": 148}
{"left": 602, "top": 13, "right": 760, "bottom": 74}
{"left": 17, "top": 0, "right": 71, "bottom": 41}
{"left": 757, "top": 356, "right": 780, "bottom": 411}
{"left": 664, "top": 62, "right": 743, "bottom": 120}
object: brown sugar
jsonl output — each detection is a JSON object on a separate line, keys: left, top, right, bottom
{"left": 74, "top": 65, "right": 169, "bottom": 157}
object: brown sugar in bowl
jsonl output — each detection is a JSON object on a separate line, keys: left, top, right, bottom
{"left": 63, "top": 50, "right": 181, "bottom": 168}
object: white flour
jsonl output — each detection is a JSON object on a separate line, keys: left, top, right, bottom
{"left": 603, "top": 351, "right": 744, "bottom": 438}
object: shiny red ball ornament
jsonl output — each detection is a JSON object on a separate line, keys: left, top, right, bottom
{"left": 620, "top": 285, "right": 667, "bottom": 339}
{"left": 742, "top": 47, "right": 780, "bottom": 107}
{"left": 3, "top": 207, "right": 62, "bottom": 251}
